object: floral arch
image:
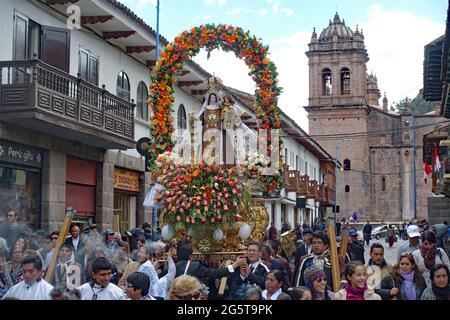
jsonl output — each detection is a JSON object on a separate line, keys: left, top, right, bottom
{"left": 148, "top": 24, "right": 283, "bottom": 243}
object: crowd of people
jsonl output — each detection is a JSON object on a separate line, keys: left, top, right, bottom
{"left": 0, "top": 207, "right": 449, "bottom": 301}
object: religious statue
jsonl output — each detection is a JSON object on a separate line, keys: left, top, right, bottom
{"left": 194, "top": 76, "right": 257, "bottom": 166}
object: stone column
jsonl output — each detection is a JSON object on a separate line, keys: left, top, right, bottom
{"left": 402, "top": 150, "right": 412, "bottom": 221}
{"left": 97, "top": 154, "right": 115, "bottom": 231}
{"left": 41, "top": 151, "right": 67, "bottom": 231}
{"left": 275, "top": 202, "right": 282, "bottom": 231}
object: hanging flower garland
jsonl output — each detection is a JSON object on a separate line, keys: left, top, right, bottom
{"left": 148, "top": 24, "right": 282, "bottom": 167}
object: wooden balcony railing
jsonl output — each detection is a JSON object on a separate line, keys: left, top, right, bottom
{"left": 299, "top": 175, "right": 309, "bottom": 196}
{"left": 0, "top": 59, "right": 135, "bottom": 149}
{"left": 307, "top": 180, "right": 318, "bottom": 198}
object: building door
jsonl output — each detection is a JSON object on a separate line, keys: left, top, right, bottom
{"left": 41, "top": 26, "right": 70, "bottom": 72}
{"left": 114, "top": 193, "right": 130, "bottom": 234}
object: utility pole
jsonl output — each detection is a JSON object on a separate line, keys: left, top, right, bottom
{"left": 401, "top": 104, "right": 417, "bottom": 221}
{"left": 412, "top": 113, "right": 417, "bottom": 220}
{"left": 155, "top": 0, "right": 160, "bottom": 61}
{"left": 152, "top": 0, "right": 160, "bottom": 241}
{"left": 334, "top": 143, "right": 339, "bottom": 224}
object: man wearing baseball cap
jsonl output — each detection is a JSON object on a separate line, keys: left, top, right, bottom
{"left": 397, "top": 225, "right": 421, "bottom": 260}
{"left": 347, "top": 228, "right": 365, "bottom": 264}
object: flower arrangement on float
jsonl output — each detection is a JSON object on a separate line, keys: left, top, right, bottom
{"left": 155, "top": 152, "right": 243, "bottom": 225}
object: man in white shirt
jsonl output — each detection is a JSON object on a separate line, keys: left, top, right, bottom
{"left": 2, "top": 255, "right": 53, "bottom": 300}
{"left": 125, "top": 272, "right": 156, "bottom": 300}
{"left": 78, "top": 257, "right": 125, "bottom": 300}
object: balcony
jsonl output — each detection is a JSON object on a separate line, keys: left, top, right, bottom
{"left": 317, "top": 184, "right": 327, "bottom": 203}
{"left": 307, "top": 180, "right": 318, "bottom": 199}
{"left": 0, "top": 60, "right": 135, "bottom": 149}
{"left": 299, "top": 175, "right": 309, "bottom": 196}
{"left": 283, "top": 167, "right": 300, "bottom": 192}
{"left": 326, "top": 186, "right": 336, "bottom": 206}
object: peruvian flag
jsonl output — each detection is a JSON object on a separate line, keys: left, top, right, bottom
{"left": 433, "top": 143, "right": 442, "bottom": 173}
{"left": 423, "top": 162, "right": 432, "bottom": 184}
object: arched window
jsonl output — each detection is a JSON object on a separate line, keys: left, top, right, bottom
{"left": 178, "top": 104, "right": 187, "bottom": 130}
{"left": 345, "top": 185, "right": 350, "bottom": 193}
{"left": 322, "top": 68, "right": 332, "bottom": 96}
{"left": 341, "top": 67, "right": 350, "bottom": 95}
{"left": 344, "top": 159, "right": 351, "bottom": 171}
{"left": 136, "top": 81, "right": 148, "bottom": 120}
{"left": 117, "top": 71, "right": 130, "bottom": 101}
{"left": 381, "top": 176, "right": 386, "bottom": 192}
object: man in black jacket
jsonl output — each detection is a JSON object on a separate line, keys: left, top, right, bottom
{"left": 347, "top": 229, "right": 365, "bottom": 264}
{"left": 294, "top": 228, "right": 313, "bottom": 265}
{"left": 363, "top": 221, "right": 372, "bottom": 245}
{"left": 64, "top": 225, "right": 85, "bottom": 268}
{"left": 175, "top": 244, "right": 246, "bottom": 281}
{"left": 227, "top": 241, "right": 270, "bottom": 299}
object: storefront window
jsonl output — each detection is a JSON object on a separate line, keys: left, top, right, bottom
{"left": 0, "top": 165, "right": 41, "bottom": 229}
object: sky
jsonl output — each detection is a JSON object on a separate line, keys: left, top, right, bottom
{"left": 119, "top": 0, "right": 447, "bottom": 132}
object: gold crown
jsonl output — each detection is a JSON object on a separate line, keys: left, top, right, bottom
{"left": 206, "top": 76, "right": 223, "bottom": 90}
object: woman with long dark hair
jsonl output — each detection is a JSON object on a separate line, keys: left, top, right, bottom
{"left": 380, "top": 252, "right": 426, "bottom": 300}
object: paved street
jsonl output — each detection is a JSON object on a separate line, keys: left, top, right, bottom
{"left": 363, "top": 238, "right": 406, "bottom": 265}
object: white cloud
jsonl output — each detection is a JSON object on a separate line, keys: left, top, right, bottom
{"left": 119, "top": 0, "right": 158, "bottom": 8}
{"left": 359, "top": 4, "right": 444, "bottom": 105}
{"left": 259, "top": 9, "right": 268, "bottom": 16}
{"left": 193, "top": 49, "right": 255, "bottom": 94}
{"left": 190, "top": 15, "right": 211, "bottom": 22}
{"left": 270, "top": 32, "right": 311, "bottom": 130}
{"left": 271, "top": 1, "right": 294, "bottom": 16}
{"left": 228, "top": 7, "right": 244, "bottom": 16}
{"left": 202, "top": 0, "right": 227, "bottom": 6}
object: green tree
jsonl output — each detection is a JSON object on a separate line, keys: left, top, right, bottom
{"left": 392, "top": 94, "right": 435, "bottom": 115}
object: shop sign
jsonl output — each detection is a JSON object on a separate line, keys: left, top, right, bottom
{"left": 114, "top": 169, "right": 140, "bottom": 192}
{"left": 0, "top": 140, "right": 43, "bottom": 168}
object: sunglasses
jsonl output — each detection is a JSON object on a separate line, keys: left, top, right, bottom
{"left": 315, "top": 277, "right": 327, "bottom": 283}
{"left": 175, "top": 291, "right": 201, "bottom": 300}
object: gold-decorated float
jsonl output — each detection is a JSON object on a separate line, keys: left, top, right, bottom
{"left": 148, "top": 24, "right": 283, "bottom": 254}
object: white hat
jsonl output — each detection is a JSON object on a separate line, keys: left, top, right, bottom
{"left": 406, "top": 225, "right": 420, "bottom": 238}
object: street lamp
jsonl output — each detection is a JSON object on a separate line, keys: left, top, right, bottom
{"left": 334, "top": 138, "right": 352, "bottom": 224}
{"left": 400, "top": 105, "right": 417, "bottom": 220}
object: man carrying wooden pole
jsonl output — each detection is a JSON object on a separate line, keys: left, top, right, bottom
{"left": 44, "top": 207, "right": 74, "bottom": 283}
{"left": 294, "top": 228, "right": 345, "bottom": 292}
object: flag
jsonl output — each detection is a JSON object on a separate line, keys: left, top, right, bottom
{"left": 423, "top": 162, "right": 432, "bottom": 184}
{"left": 433, "top": 144, "right": 441, "bottom": 173}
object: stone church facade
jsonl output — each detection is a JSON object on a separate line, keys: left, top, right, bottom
{"left": 305, "top": 13, "right": 445, "bottom": 222}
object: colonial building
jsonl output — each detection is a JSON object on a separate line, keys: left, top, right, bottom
{"left": 305, "top": 13, "right": 448, "bottom": 222}
{"left": 0, "top": 0, "right": 213, "bottom": 232}
{"left": 423, "top": 2, "right": 450, "bottom": 223}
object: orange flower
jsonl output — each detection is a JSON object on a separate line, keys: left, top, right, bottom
{"left": 192, "top": 169, "right": 202, "bottom": 177}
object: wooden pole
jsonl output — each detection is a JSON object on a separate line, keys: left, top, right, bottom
{"left": 217, "top": 259, "right": 231, "bottom": 297}
{"left": 340, "top": 235, "right": 349, "bottom": 260}
{"left": 44, "top": 207, "right": 74, "bottom": 283}
{"left": 326, "top": 224, "right": 340, "bottom": 292}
